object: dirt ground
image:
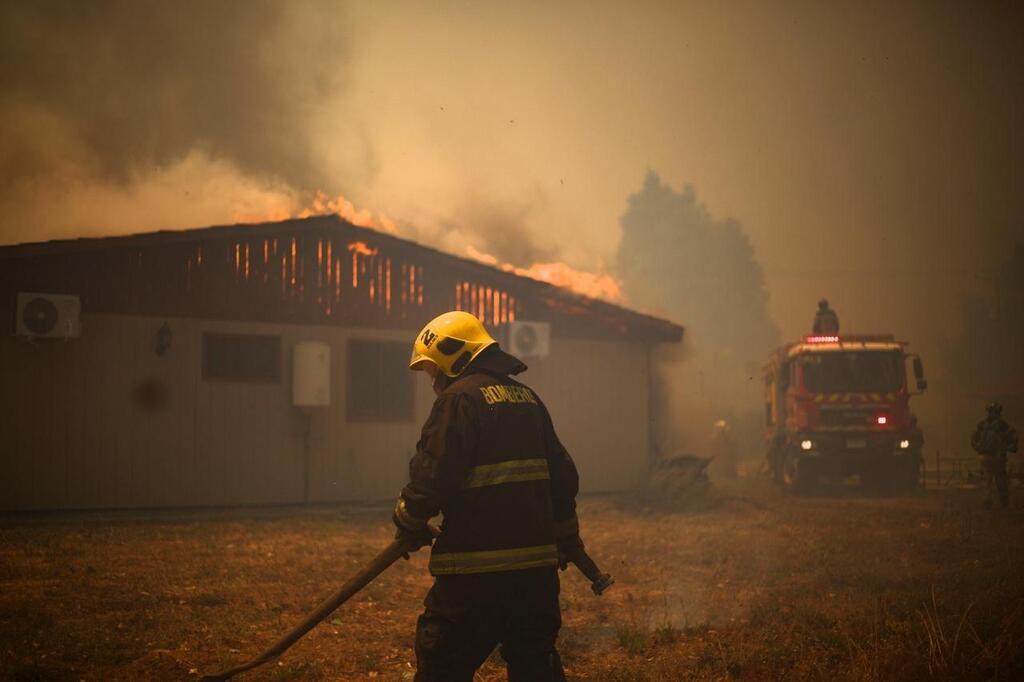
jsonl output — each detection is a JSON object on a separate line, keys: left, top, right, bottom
{"left": 2, "top": 479, "right": 1023, "bottom": 681}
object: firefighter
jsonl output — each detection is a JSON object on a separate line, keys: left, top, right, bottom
{"left": 709, "top": 418, "right": 737, "bottom": 479}
{"left": 393, "top": 311, "right": 581, "bottom": 681}
{"left": 971, "top": 402, "right": 1019, "bottom": 509}
{"left": 812, "top": 298, "right": 840, "bottom": 334}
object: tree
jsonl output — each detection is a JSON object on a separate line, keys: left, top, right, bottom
{"left": 617, "top": 171, "right": 778, "bottom": 460}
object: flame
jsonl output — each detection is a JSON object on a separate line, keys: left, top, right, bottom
{"left": 465, "top": 245, "right": 623, "bottom": 303}
{"left": 233, "top": 193, "right": 622, "bottom": 303}
{"left": 233, "top": 190, "right": 398, "bottom": 235}
{"left": 347, "top": 241, "right": 378, "bottom": 257}
{"left": 299, "top": 191, "right": 398, "bottom": 234}
{"left": 515, "top": 262, "right": 622, "bottom": 302}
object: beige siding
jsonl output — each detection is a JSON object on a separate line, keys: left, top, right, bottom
{"left": 524, "top": 337, "right": 652, "bottom": 492}
{"left": 0, "top": 314, "right": 652, "bottom": 510}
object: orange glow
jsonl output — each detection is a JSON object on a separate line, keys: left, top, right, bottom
{"left": 452, "top": 280, "right": 516, "bottom": 325}
{"left": 376, "top": 262, "right": 384, "bottom": 305}
{"left": 516, "top": 262, "right": 621, "bottom": 302}
{"left": 290, "top": 238, "right": 297, "bottom": 290}
{"left": 347, "top": 241, "right": 378, "bottom": 257}
{"left": 385, "top": 259, "right": 392, "bottom": 312}
{"left": 297, "top": 191, "right": 398, "bottom": 234}
{"left": 232, "top": 191, "right": 398, "bottom": 238}
{"left": 464, "top": 246, "right": 623, "bottom": 302}
{"left": 244, "top": 243, "right": 251, "bottom": 280}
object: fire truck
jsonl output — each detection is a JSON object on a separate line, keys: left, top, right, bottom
{"left": 763, "top": 334, "right": 927, "bottom": 492}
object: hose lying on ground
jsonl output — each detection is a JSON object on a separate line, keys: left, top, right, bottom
{"left": 199, "top": 532, "right": 427, "bottom": 682}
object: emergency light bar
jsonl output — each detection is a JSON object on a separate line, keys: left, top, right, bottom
{"left": 802, "top": 334, "right": 898, "bottom": 344}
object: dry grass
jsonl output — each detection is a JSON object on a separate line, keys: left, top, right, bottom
{"left": 1, "top": 480, "right": 1023, "bottom": 681}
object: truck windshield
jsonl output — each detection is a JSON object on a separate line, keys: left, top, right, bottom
{"left": 799, "top": 351, "right": 903, "bottom": 393}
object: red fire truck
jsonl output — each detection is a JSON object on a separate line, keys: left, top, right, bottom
{"left": 763, "top": 334, "right": 927, "bottom": 492}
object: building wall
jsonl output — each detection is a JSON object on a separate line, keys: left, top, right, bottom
{"left": 0, "top": 313, "right": 651, "bottom": 511}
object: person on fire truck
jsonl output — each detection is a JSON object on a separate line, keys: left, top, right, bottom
{"left": 392, "top": 311, "right": 582, "bottom": 681}
{"left": 813, "top": 298, "right": 840, "bottom": 334}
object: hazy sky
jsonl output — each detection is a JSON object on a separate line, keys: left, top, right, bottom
{"left": 2, "top": 0, "right": 1021, "bottom": 405}
{"left": 344, "top": 1, "right": 1022, "bottom": 337}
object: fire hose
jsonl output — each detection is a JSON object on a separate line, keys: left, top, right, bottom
{"left": 199, "top": 527, "right": 612, "bottom": 681}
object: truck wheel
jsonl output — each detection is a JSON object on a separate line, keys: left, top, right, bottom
{"left": 894, "top": 455, "right": 922, "bottom": 493}
{"left": 860, "top": 466, "right": 887, "bottom": 493}
{"left": 781, "top": 451, "right": 815, "bottom": 494}
{"left": 769, "top": 447, "right": 785, "bottom": 487}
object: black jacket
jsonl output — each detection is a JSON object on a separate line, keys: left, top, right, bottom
{"left": 972, "top": 416, "right": 1019, "bottom": 457}
{"left": 400, "top": 347, "right": 579, "bottom": 575}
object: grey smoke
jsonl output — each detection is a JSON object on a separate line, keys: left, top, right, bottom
{"left": 0, "top": 0, "right": 364, "bottom": 195}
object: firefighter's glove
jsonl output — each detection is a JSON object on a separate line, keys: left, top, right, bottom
{"left": 556, "top": 534, "right": 586, "bottom": 571}
{"left": 393, "top": 498, "right": 434, "bottom": 559}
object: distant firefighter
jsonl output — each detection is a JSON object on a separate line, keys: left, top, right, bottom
{"left": 812, "top": 299, "right": 840, "bottom": 334}
{"left": 971, "top": 402, "right": 1018, "bottom": 509}
{"left": 709, "top": 419, "right": 737, "bottom": 479}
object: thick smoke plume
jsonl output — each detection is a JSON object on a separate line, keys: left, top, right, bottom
{"left": 0, "top": 0, "right": 367, "bottom": 239}
{"left": 949, "top": 244, "right": 1024, "bottom": 427}
{"left": 617, "top": 171, "right": 779, "bottom": 462}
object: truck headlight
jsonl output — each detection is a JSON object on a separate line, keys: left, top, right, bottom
{"left": 899, "top": 439, "right": 910, "bottom": 449}
{"left": 801, "top": 439, "right": 813, "bottom": 451}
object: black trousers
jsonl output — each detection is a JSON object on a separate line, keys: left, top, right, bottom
{"left": 414, "top": 567, "right": 565, "bottom": 682}
{"left": 982, "top": 455, "right": 1009, "bottom": 508}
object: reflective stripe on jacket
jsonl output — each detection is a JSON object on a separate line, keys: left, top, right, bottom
{"left": 400, "top": 347, "right": 579, "bottom": 576}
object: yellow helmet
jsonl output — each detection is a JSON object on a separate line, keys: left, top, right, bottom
{"left": 409, "top": 311, "right": 497, "bottom": 378}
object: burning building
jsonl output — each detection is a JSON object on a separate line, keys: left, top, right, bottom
{"left": 0, "top": 216, "right": 683, "bottom": 511}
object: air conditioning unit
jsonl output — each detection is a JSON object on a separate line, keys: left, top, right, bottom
{"left": 14, "top": 292, "right": 82, "bottom": 338}
{"left": 506, "top": 320, "right": 551, "bottom": 359}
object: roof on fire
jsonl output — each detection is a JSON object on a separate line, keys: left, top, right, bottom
{"left": 0, "top": 215, "right": 684, "bottom": 343}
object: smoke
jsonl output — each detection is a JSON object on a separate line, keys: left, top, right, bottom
{"left": 0, "top": 0, "right": 369, "bottom": 240}
{"left": 948, "top": 244, "right": 1024, "bottom": 426}
{"left": 617, "top": 171, "right": 779, "bottom": 461}
{"left": 421, "top": 189, "right": 557, "bottom": 268}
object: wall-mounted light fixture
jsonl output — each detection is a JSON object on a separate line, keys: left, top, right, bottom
{"left": 156, "top": 322, "right": 173, "bottom": 356}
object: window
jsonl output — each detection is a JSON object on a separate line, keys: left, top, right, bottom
{"left": 347, "top": 340, "right": 414, "bottom": 421}
{"left": 202, "top": 333, "right": 281, "bottom": 383}
{"left": 799, "top": 351, "right": 903, "bottom": 393}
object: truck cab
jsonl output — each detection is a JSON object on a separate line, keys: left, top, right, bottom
{"left": 764, "top": 334, "right": 927, "bottom": 492}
